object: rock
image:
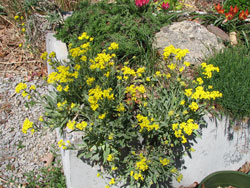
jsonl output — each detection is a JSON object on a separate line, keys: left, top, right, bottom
{"left": 229, "top": 31, "right": 238, "bottom": 46}
{"left": 153, "top": 21, "right": 224, "bottom": 63}
{"left": 207, "top": 24, "right": 230, "bottom": 41}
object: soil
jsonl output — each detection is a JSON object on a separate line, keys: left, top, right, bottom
{"left": 0, "top": 19, "right": 47, "bottom": 79}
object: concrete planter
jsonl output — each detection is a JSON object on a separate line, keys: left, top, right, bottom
{"left": 46, "top": 32, "right": 250, "bottom": 188}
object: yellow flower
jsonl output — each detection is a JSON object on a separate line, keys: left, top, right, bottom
{"left": 107, "top": 154, "right": 114, "bottom": 162}
{"left": 76, "top": 121, "right": 88, "bottom": 130}
{"left": 108, "top": 42, "right": 119, "bottom": 50}
{"left": 116, "top": 103, "right": 125, "bottom": 112}
{"left": 155, "top": 71, "right": 161, "bottom": 76}
{"left": 57, "top": 85, "right": 63, "bottom": 92}
{"left": 104, "top": 71, "right": 110, "bottom": 77}
{"left": 179, "top": 66, "right": 184, "bottom": 72}
{"left": 185, "top": 89, "right": 192, "bottom": 97}
{"left": 98, "top": 113, "right": 106, "bottom": 120}
{"left": 22, "top": 118, "right": 34, "bottom": 134}
{"left": 105, "top": 186, "right": 110, "bottom": 188}
{"left": 15, "top": 82, "right": 27, "bottom": 93}
{"left": 64, "top": 85, "right": 69, "bottom": 92}
{"left": 180, "top": 100, "right": 185, "bottom": 105}
{"left": 19, "top": 43, "right": 23, "bottom": 47}
{"left": 97, "top": 173, "right": 101, "bottom": 177}
{"left": 39, "top": 116, "right": 43, "bottom": 122}
{"left": 168, "top": 110, "right": 174, "bottom": 116}
{"left": 108, "top": 133, "right": 114, "bottom": 140}
{"left": 189, "top": 102, "right": 199, "bottom": 111}
{"left": 71, "top": 103, "right": 76, "bottom": 109}
{"left": 40, "top": 52, "right": 48, "bottom": 61}
{"left": 67, "top": 120, "right": 76, "bottom": 130}
{"left": 86, "top": 77, "right": 95, "bottom": 86}
{"left": 111, "top": 166, "right": 118, "bottom": 171}
{"left": 109, "top": 178, "right": 115, "bottom": 185}
{"left": 166, "top": 73, "right": 171, "bottom": 79}
{"left": 183, "top": 110, "right": 188, "bottom": 115}
{"left": 167, "top": 63, "right": 176, "bottom": 70}
{"left": 170, "top": 168, "right": 177, "bottom": 173}
{"left": 176, "top": 174, "right": 183, "bottom": 183}
{"left": 146, "top": 77, "right": 151, "bottom": 81}
{"left": 21, "top": 28, "right": 26, "bottom": 32}
{"left": 160, "top": 158, "right": 170, "bottom": 166}
{"left": 49, "top": 51, "right": 56, "bottom": 58}
{"left": 196, "top": 77, "right": 204, "bottom": 85}
{"left": 184, "top": 61, "right": 190, "bottom": 67}
{"left": 74, "top": 64, "right": 81, "bottom": 70}
{"left": 14, "top": 15, "right": 19, "bottom": 20}
{"left": 29, "top": 85, "right": 36, "bottom": 90}
{"left": 22, "top": 91, "right": 28, "bottom": 97}
{"left": 130, "top": 171, "right": 134, "bottom": 176}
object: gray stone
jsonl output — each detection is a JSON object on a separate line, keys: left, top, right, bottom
{"left": 154, "top": 21, "right": 224, "bottom": 63}
{"left": 207, "top": 24, "right": 230, "bottom": 41}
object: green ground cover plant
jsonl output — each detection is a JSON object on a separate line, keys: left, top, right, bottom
{"left": 23, "top": 163, "right": 66, "bottom": 188}
{"left": 55, "top": 0, "right": 180, "bottom": 68}
{"left": 223, "top": 0, "right": 250, "bottom": 11}
{"left": 197, "top": 45, "right": 250, "bottom": 120}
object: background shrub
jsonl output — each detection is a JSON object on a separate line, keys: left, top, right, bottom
{"left": 198, "top": 45, "right": 250, "bottom": 120}
{"left": 55, "top": 0, "right": 180, "bottom": 67}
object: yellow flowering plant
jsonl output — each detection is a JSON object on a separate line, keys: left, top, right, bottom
{"left": 16, "top": 32, "right": 222, "bottom": 188}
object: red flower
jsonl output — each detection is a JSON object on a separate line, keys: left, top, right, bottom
{"left": 239, "top": 9, "right": 249, "bottom": 20}
{"left": 135, "top": 0, "right": 149, "bottom": 7}
{"left": 233, "top": 5, "right": 239, "bottom": 14}
{"left": 215, "top": 4, "right": 225, "bottom": 14}
{"left": 225, "top": 11, "right": 234, "bottom": 20}
{"left": 161, "top": 2, "right": 169, "bottom": 10}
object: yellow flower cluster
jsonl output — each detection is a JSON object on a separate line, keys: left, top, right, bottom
{"left": 86, "top": 77, "right": 95, "bottom": 86}
{"left": 57, "top": 100, "right": 67, "bottom": 110}
{"left": 58, "top": 139, "right": 71, "bottom": 150}
{"left": 98, "top": 113, "right": 106, "bottom": 119}
{"left": 125, "top": 84, "right": 145, "bottom": 101}
{"left": 189, "top": 101, "right": 199, "bottom": 111}
{"left": 172, "top": 119, "right": 199, "bottom": 143}
{"left": 40, "top": 52, "right": 48, "bottom": 61}
{"left": 136, "top": 114, "right": 159, "bottom": 131}
{"left": 15, "top": 82, "right": 27, "bottom": 93}
{"left": 163, "top": 45, "right": 189, "bottom": 61}
{"left": 107, "top": 154, "right": 114, "bottom": 162}
{"left": 136, "top": 153, "right": 149, "bottom": 171}
{"left": 159, "top": 157, "right": 170, "bottom": 166}
{"left": 67, "top": 120, "right": 76, "bottom": 130}
{"left": 201, "top": 62, "right": 219, "bottom": 78}
{"left": 47, "top": 65, "right": 78, "bottom": 84}
{"left": 191, "top": 86, "right": 222, "bottom": 100}
{"left": 88, "top": 85, "right": 114, "bottom": 111}
{"left": 89, "top": 53, "right": 115, "bottom": 70}
{"left": 67, "top": 120, "right": 88, "bottom": 130}
{"left": 108, "top": 42, "right": 119, "bottom": 50}
{"left": 120, "top": 66, "right": 145, "bottom": 80}
{"left": 116, "top": 103, "right": 125, "bottom": 112}
{"left": 22, "top": 118, "right": 34, "bottom": 134}
{"left": 76, "top": 121, "right": 88, "bottom": 130}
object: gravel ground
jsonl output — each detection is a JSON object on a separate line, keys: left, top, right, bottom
{"left": 0, "top": 76, "right": 58, "bottom": 186}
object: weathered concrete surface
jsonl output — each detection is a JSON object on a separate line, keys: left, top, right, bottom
{"left": 173, "top": 115, "right": 250, "bottom": 187}
{"left": 154, "top": 21, "right": 224, "bottom": 63}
